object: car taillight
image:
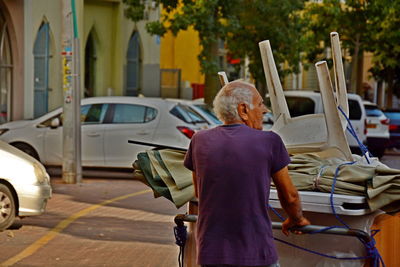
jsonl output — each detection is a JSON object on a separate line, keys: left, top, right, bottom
{"left": 389, "top": 124, "right": 399, "bottom": 131}
{"left": 380, "top": 118, "right": 390, "bottom": 125}
{"left": 177, "top": 126, "right": 195, "bottom": 139}
{"left": 364, "top": 119, "right": 368, "bottom": 135}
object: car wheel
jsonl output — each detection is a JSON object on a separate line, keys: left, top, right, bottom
{"left": 12, "top": 143, "right": 40, "bottom": 161}
{"left": 0, "top": 184, "right": 16, "bottom": 231}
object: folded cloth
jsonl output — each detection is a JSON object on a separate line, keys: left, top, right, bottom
{"left": 137, "top": 152, "right": 173, "bottom": 201}
{"left": 135, "top": 150, "right": 194, "bottom": 208}
{"left": 133, "top": 150, "right": 400, "bottom": 213}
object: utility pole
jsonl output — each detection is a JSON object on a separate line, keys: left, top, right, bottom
{"left": 62, "top": 0, "right": 81, "bottom": 184}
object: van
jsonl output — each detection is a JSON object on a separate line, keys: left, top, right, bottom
{"left": 266, "top": 90, "right": 367, "bottom": 155}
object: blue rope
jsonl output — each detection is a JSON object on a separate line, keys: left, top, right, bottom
{"left": 329, "top": 161, "right": 356, "bottom": 229}
{"left": 174, "top": 224, "right": 187, "bottom": 267}
{"left": 174, "top": 224, "right": 187, "bottom": 247}
{"left": 337, "top": 106, "right": 371, "bottom": 164}
{"left": 274, "top": 236, "right": 370, "bottom": 261}
{"left": 269, "top": 203, "right": 384, "bottom": 266}
{"left": 268, "top": 160, "right": 385, "bottom": 266}
{"left": 329, "top": 162, "right": 385, "bottom": 266}
{"left": 268, "top": 203, "right": 285, "bottom": 221}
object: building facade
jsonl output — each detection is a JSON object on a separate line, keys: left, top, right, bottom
{"left": 0, "top": 0, "right": 161, "bottom": 123}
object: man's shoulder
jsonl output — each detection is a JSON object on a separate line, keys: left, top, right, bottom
{"left": 248, "top": 128, "right": 281, "bottom": 140}
{"left": 261, "top": 130, "right": 281, "bottom": 139}
{"left": 192, "top": 127, "right": 218, "bottom": 139}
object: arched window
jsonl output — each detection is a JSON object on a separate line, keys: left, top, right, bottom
{"left": 126, "top": 32, "right": 141, "bottom": 96}
{"left": 85, "top": 31, "right": 97, "bottom": 98}
{"left": 0, "top": 12, "right": 12, "bottom": 124}
{"left": 33, "top": 22, "right": 50, "bottom": 117}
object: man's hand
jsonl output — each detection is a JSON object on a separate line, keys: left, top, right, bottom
{"left": 282, "top": 216, "right": 310, "bottom": 236}
{"left": 272, "top": 166, "right": 311, "bottom": 236}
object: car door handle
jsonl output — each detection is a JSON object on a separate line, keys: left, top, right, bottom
{"left": 87, "top": 133, "right": 100, "bottom": 137}
{"left": 137, "top": 131, "right": 150, "bottom": 136}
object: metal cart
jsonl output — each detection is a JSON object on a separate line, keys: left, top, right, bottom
{"left": 175, "top": 190, "right": 382, "bottom": 267}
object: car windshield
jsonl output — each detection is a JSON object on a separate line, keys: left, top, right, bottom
{"left": 267, "top": 96, "right": 316, "bottom": 117}
{"left": 365, "top": 105, "right": 384, "bottom": 117}
{"left": 170, "top": 104, "right": 207, "bottom": 124}
{"left": 194, "top": 104, "right": 222, "bottom": 124}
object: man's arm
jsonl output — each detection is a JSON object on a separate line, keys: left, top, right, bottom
{"left": 272, "top": 166, "right": 310, "bottom": 236}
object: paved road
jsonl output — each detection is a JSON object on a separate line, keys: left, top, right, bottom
{"left": 0, "top": 177, "right": 186, "bottom": 267}
{"left": 380, "top": 150, "right": 400, "bottom": 169}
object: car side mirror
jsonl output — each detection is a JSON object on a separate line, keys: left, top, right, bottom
{"left": 50, "top": 118, "right": 60, "bottom": 129}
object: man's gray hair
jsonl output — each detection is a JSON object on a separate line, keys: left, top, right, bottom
{"left": 213, "top": 81, "right": 255, "bottom": 123}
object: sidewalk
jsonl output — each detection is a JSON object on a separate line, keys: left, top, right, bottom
{"left": 0, "top": 176, "right": 185, "bottom": 267}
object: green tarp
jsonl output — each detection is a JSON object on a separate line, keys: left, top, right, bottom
{"left": 133, "top": 150, "right": 194, "bottom": 208}
{"left": 133, "top": 150, "right": 400, "bottom": 212}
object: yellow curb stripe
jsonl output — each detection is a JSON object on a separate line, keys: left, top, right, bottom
{"left": 0, "top": 189, "right": 151, "bottom": 267}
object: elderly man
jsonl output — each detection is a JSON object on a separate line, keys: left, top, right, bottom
{"left": 183, "top": 81, "right": 310, "bottom": 267}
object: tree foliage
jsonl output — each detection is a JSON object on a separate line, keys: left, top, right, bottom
{"left": 301, "top": 0, "right": 370, "bottom": 93}
{"left": 226, "top": 0, "right": 305, "bottom": 93}
{"left": 301, "top": 0, "right": 400, "bottom": 105}
{"left": 367, "top": 0, "right": 400, "bottom": 100}
{"left": 123, "top": 0, "right": 306, "bottom": 103}
{"left": 123, "top": 0, "right": 241, "bottom": 104}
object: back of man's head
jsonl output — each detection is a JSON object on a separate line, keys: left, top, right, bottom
{"left": 213, "top": 80, "right": 256, "bottom": 124}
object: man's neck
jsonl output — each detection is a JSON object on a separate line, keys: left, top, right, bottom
{"left": 223, "top": 120, "right": 245, "bottom": 126}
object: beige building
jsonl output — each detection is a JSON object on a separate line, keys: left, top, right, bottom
{"left": 0, "top": 0, "right": 161, "bottom": 122}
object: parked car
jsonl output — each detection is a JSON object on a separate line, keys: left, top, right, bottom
{"left": 262, "top": 112, "right": 274, "bottom": 131}
{"left": 0, "top": 97, "right": 210, "bottom": 169}
{"left": 383, "top": 109, "right": 400, "bottom": 150}
{"left": 0, "top": 140, "right": 51, "bottom": 230}
{"left": 266, "top": 90, "right": 367, "bottom": 154}
{"left": 166, "top": 98, "right": 222, "bottom": 127}
{"left": 363, "top": 101, "right": 390, "bottom": 158}
{"left": 191, "top": 98, "right": 222, "bottom": 126}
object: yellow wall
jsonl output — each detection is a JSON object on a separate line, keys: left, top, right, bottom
{"left": 160, "top": 26, "right": 204, "bottom": 84}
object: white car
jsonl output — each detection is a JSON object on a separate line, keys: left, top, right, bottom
{"left": 0, "top": 97, "right": 210, "bottom": 169}
{"left": 191, "top": 98, "right": 222, "bottom": 126}
{"left": 262, "top": 112, "right": 274, "bottom": 131}
{"left": 363, "top": 101, "right": 390, "bottom": 158}
{"left": 0, "top": 140, "right": 51, "bottom": 230}
{"left": 266, "top": 90, "right": 367, "bottom": 154}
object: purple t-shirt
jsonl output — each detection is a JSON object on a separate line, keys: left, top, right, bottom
{"left": 184, "top": 124, "right": 290, "bottom": 266}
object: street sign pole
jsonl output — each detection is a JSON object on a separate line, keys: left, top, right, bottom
{"left": 62, "top": 0, "right": 81, "bottom": 184}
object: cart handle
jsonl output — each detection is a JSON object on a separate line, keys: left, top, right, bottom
{"left": 173, "top": 214, "right": 371, "bottom": 244}
{"left": 128, "top": 140, "right": 187, "bottom": 151}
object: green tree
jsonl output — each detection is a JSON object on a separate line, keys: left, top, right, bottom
{"left": 123, "top": 0, "right": 241, "bottom": 105}
{"left": 225, "top": 0, "right": 305, "bottom": 97}
{"left": 367, "top": 0, "right": 400, "bottom": 107}
{"left": 123, "top": 0, "right": 306, "bottom": 104}
{"left": 301, "top": 0, "right": 370, "bottom": 95}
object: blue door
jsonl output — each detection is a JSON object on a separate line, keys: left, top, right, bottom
{"left": 126, "top": 32, "right": 140, "bottom": 96}
{"left": 33, "top": 23, "right": 50, "bottom": 118}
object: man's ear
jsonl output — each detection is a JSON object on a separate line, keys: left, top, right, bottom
{"left": 238, "top": 103, "right": 248, "bottom": 121}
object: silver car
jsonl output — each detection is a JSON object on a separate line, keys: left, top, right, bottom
{"left": 0, "top": 97, "right": 210, "bottom": 169}
{"left": 191, "top": 98, "right": 222, "bottom": 126}
{"left": 0, "top": 140, "right": 51, "bottom": 231}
